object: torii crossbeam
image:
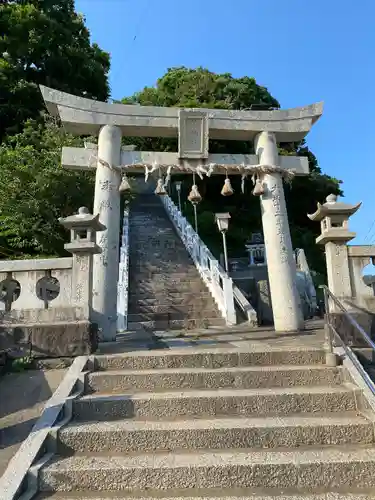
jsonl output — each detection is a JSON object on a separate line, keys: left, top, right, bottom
{"left": 40, "top": 85, "right": 323, "bottom": 338}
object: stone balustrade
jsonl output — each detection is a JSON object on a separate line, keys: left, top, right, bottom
{"left": 0, "top": 207, "right": 105, "bottom": 358}
{"left": 161, "top": 195, "right": 237, "bottom": 325}
{"left": 0, "top": 258, "right": 80, "bottom": 322}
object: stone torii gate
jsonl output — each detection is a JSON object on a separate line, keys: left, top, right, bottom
{"left": 40, "top": 85, "right": 323, "bottom": 340}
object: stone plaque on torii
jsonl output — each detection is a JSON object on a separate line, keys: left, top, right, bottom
{"left": 40, "top": 85, "right": 323, "bottom": 339}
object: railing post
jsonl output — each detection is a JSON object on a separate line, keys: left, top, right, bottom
{"left": 222, "top": 275, "right": 237, "bottom": 325}
{"left": 321, "top": 285, "right": 338, "bottom": 367}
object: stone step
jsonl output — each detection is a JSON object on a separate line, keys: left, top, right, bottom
{"left": 129, "top": 282, "right": 210, "bottom": 293}
{"left": 32, "top": 491, "right": 375, "bottom": 500}
{"left": 127, "top": 311, "right": 221, "bottom": 323}
{"left": 129, "top": 275, "right": 204, "bottom": 284}
{"left": 128, "top": 257, "right": 194, "bottom": 266}
{"left": 38, "top": 445, "right": 375, "bottom": 492}
{"left": 128, "top": 239, "right": 187, "bottom": 248}
{"left": 129, "top": 250, "right": 189, "bottom": 257}
{"left": 128, "top": 293, "right": 214, "bottom": 307}
{"left": 133, "top": 271, "right": 201, "bottom": 280}
{"left": 127, "top": 303, "right": 219, "bottom": 315}
{"left": 127, "top": 317, "right": 226, "bottom": 331}
{"left": 129, "top": 265, "right": 199, "bottom": 275}
{"left": 85, "top": 365, "right": 344, "bottom": 394}
{"left": 58, "top": 413, "right": 374, "bottom": 454}
{"left": 93, "top": 347, "right": 327, "bottom": 371}
{"left": 72, "top": 385, "right": 358, "bottom": 422}
{"left": 129, "top": 228, "right": 180, "bottom": 233}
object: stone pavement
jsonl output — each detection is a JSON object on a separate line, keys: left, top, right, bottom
{"left": 96, "top": 319, "right": 327, "bottom": 354}
{"left": 0, "top": 368, "right": 66, "bottom": 477}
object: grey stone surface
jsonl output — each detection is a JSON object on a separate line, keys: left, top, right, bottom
{"left": 0, "top": 320, "right": 98, "bottom": 358}
{"left": 95, "top": 347, "right": 326, "bottom": 371}
{"left": 0, "top": 257, "right": 72, "bottom": 273}
{"left": 30, "top": 492, "right": 375, "bottom": 499}
{"left": 63, "top": 147, "right": 310, "bottom": 175}
{"left": 85, "top": 365, "right": 344, "bottom": 394}
{"left": 39, "top": 446, "right": 375, "bottom": 491}
{"left": 58, "top": 413, "right": 374, "bottom": 454}
{"left": 0, "top": 306, "right": 87, "bottom": 324}
{"left": 0, "top": 368, "right": 66, "bottom": 477}
{"left": 127, "top": 195, "right": 225, "bottom": 331}
{"left": 72, "top": 385, "right": 358, "bottom": 421}
{"left": 16, "top": 323, "right": 375, "bottom": 498}
{"left": 40, "top": 85, "right": 323, "bottom": 142}
{"left": 0, "top": 356, "right": 88, "bottom": 500}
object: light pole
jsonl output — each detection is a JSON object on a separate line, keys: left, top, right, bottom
{"left": 215, "top": 212, "right": 231, "bottom": 272}
{"left": 175, "top": 181, "right": 182, "bottom": 212}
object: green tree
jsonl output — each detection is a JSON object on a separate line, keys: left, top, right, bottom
{"left": 0, "top": 0, "right": 110, "bottom": 139}
{"left": 122, "top": 67, "right": 342, "bottom": 275}
{"left": 0, "top": 119, "right": 95, "bottom": 258}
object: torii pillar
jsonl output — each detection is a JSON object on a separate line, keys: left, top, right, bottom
{"left": 92, "top": 125, "right": 122, "bottom": 340}
{"left": 39, "top": 85, "right": 323, "bottom": 336}
{"left": 255, "top": 131, "right": 304, "bottom": 331}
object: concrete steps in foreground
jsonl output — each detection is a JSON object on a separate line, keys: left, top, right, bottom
{"left": 35, "top": 345, "right": 375, "bottom": 497}
{"left": 33, "top": 492, "right": 375, "bottom": 500}
{"left": 127, "top": 317, "right": 226, "bottom": 331}
{"left": 38, "top": 446, "right": 375, "bottom": 492}
{"left": 72, "top": 385, "right": 360, "bottom": 422}
{"left": 84, "top": 365, "right": 344, "bottom": 393}
{"left": 92, "top": 347, "right": 327, "bottom": 370}
{"left": 58, "top": 413, "right": 374, "bottom": 454}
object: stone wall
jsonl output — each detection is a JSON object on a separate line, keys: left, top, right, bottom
{"left": 0, "top": 257, "right": 96, "bottom": 358}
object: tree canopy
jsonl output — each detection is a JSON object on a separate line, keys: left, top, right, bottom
{"left": 0, "top": 119, "right": 95, "bottom": 258}
{"left": 0, "top": 0, "right": 110, "bottom": 139}
{"left": 121, "top": 67, "right": 342, "bottom": 276}
{"left": 0, "top": 0, "right": 109, "bottom": 258}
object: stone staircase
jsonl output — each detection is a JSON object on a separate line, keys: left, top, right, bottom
{"left": 127, "top": 194, "right": 225, "bottom": 331}
{"left": 35, "top": 336, "right": 375, "bottom": 499}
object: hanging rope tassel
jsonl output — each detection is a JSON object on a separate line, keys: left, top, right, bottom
{"left": 252, "top": 174, "right": 265, "bottom": 196}
{"left": 221, "top": 172, "right": 234, "bottom": 196}
{"left": 241, "top": 174, "right": 247, "bottom": 194}
{"left": 188, "top": 173, "right": 202, "bottom": 203}
{"left": 163, "top": 165, "right": 172, "bottom": 189}
{"left": 155, "top": 177, "right": 167, "bottom": 195}
{"left": 119, "top": 173, "right": 131, "bottom": 193}
{"left": 188, "top": 184, "right": 202, "bottom": 204}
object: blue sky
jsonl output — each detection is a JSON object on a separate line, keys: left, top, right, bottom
{"left": 76, "top": 0, "right": 374, "bottom": 246}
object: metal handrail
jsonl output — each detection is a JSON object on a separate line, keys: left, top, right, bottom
{"left": 320, "top": 285, "right": 375, "bottom": 351}
{"left": 320, "top": 284, "right": 375, "bottom": 396}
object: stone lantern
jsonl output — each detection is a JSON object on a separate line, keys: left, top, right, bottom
{"left": 59, "top": 207, "right": 106, "bottom": 311}
{"left": 60, "top": 207, "right": 105, "bottom": 254}
{"left": 307, "top": 194, "right": 361, "bottom": 299}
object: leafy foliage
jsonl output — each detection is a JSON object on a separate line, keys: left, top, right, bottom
{"left": 0, "top": 119, "right": 95, "bottom": 258}
{"left": 122, "top": 67, "right": 342, "bottom": 275}
{"left": 0, "top": 0, "right": 110, "bottom": 139}
{"left": 0, "top": 0, "right": 110, "bottom": 258}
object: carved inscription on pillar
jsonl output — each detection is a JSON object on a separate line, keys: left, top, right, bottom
{"left": 75, "top": 282, "right": 84, "bottom": 302}
{"left": 99, "top": 180, "right": 115, "bottom": 192}
{"left": 270, "top": 183, "right": 288, "bottom": 263}
{"left": 178, "top": 109, "right": 209, "bottom": 159}
{"left": 76, "top": 255, "right": 89, "bottom": 272}
{"left": 99, "top": 200, "right": 112, "bottom": 212}
{"left": 98, "top": 234, "right": 108, "bottom": 266}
